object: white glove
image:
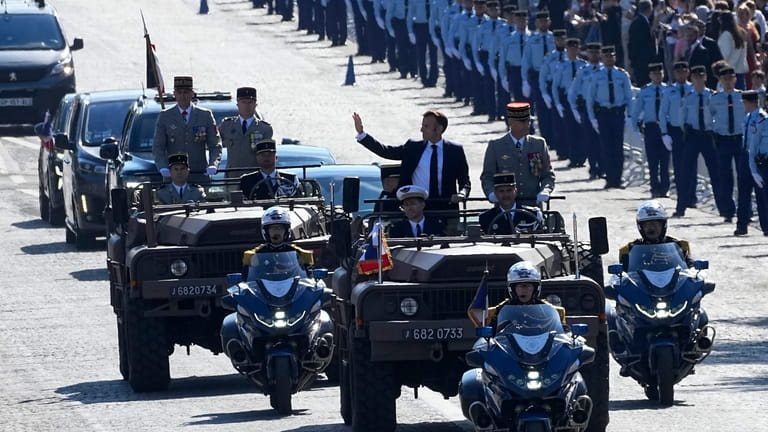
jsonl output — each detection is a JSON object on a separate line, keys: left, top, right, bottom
{"left": 753, "top": 171, "right": 765, "bottom": 188}
{"left": 502, "top": 78, "right": 509, "bottom": 93}
{"left": 409, "top": 33, "right": 416, "bottom": 45}
{"left": 490, "top": 68, "right": 498, "bottom": 82}
{"left": 537, "top": 190, "right": 550, "bottom": 202}
{"left": 206, "top": 166, "right": 217, "bottom": 176}
{"left": 463, "top": 58, "right": 472, "bottom": 71}
{"left": 591, "top": 119, "right": 600, "bottom": 134}
{"left": 556, "top": 103, "right": 565, "bottom": 118}
{"left": 376, "top": 17, "right": 385, "bottom": 29}
{"left": 476, "top": 63, "right": 485, "bottom": 76}
{"left": 542, "top": 94, "right": 553, "bottom": 109}
{"left": 662, "top": 134, "right": 673, "bottom": 151}
{"left": 160, "top": 168, "right": 171, "bottom": 178}
{"left": 522, "top": 81, "right": 531, "bottom": 98}
{"left": 572, "top": 110, "right": 582, "bottom": 124}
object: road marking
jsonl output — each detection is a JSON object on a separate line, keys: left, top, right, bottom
{"left": 19, "top": 189, "right": 37, "bottom": 197}
{"left": 3, "top": 137, "right": 39, "bottom": 151}
{"left": 0, "top": 141, "right": 21, "bottom": 174}
{"left": 10, "top": 175, "right": 25, "bottom": 184}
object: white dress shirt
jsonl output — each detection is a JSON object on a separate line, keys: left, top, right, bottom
{"left": 412, "top": 139, "right": 444, "bottom": 195}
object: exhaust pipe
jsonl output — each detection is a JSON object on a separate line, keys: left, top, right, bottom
{"left": 468, "top": 401, "right": 494, "bottom": 431}
{"left": 429, "top": 344, "right": 444, "bottom": 363}
{"left": 312, "top": 333, "right": 334, "bottom": 361}
{"left": 226, "top": 338, "right": 249, "bottom": 365}
{"left": 571, "top": 395, "right": 593, "bottom": 426}
{"left": 608, "top": 330, "right": 627, "bottom": 355}
{"left": 696, "top": 325, "right": 715, "bottom": 351}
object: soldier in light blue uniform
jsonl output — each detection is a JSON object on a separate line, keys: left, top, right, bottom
{"left": 553, "top": 38, "right": 586, "bottom": 166}
{"left": 567, "top": 42, "right": 602, "bottom": 173}
{"left": 631, "top": 63, "right": 669, "bottom": 198}
{"left": 737, "top": 90, "right": 768, "bottom": 235}
{"left": 407, "top": 0, "right": 438, "bottom": 87}
{"left": 586, "top": 45, "right": 632, "bottom": 189}
{"left": 660, "top": 61, "right": 693, "bottom": 194}
{"left": 745, "top": 90, "right": 768, "bottom": 235}
{"left": 521, "top": 11, "right": 553, "bottom": 142}
{"left": 674, "top": 65, "right": 720, "bottom": 218}
{"left": 447, "top": 0, "right": 475, "bottom": 104}
{"left": 487, "top": 4, "right": 514, "bottom": 121}
{"left": 459, "top": 0, "right": 488, "bottom": 114}
{"left": 386, "top": 0, "right": 416, "bottom": 79}
{"left": 711, "top": 65, "right": 746, "bottom": 223}
{"left": 473, "top": 1, "right": 505, "bottom": 121}
{"left": 438, "top": 0, "right": 462, "bottom": 98}
{"left": 538, "top": 28, "right": 566, "bottom": 157}
{"left": 499, "top": 10, "right": 530, "bottom": 108}
{"left": 363, "top": 0, "right": 387, "bottom": 63}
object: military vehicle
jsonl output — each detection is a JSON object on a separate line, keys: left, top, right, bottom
{"left": 329, "top": 204, "right": 611, "bottom": 432}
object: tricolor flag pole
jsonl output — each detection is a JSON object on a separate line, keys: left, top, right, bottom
{"left": 377, "top": 216, "right": 383, "bottom": 284}
{"left": 573, "top": 211, "right": 580, "bottom": 279}
{"left": 141, "top": 10, "right": 165, "bottom": 110}
{"left": 482, "top": 261, "right": 489, "bottom": 327}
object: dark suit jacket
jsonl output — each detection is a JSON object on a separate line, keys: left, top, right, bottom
{"left": 701, "top": 36, "right": 723, "bottom": 89}
{"left": 240, "top": 169, "right": 299, "bottom": 200}
{"left": 686, "top": 42, "right": 713, "bottom": 87}
{"left": 479, "top": 206, "right": 539, "bottom": 234}
{"left": 628, "top": 15, "right": 656, "bottom": 87}
{"left": 358, "top": 134, "right": 471, "bottom": 211}
{"left": 388, "top": 217, "right": 445, "bottom": 237}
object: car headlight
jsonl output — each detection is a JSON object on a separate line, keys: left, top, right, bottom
{"left": 400, "top": 297, "right": 418, "bottom": 316}
{"left": 546, "top": 294, "right": 562, "bottom": 306}
{"left": 635, "top": 300, "right": 688, "bottom": 319}
{"left": 170, "top": 259, "right": 188, "bottom": 277}
{"left": 51, "top": 55, "right": 74, "bottom": 76}
{"left": 78, "top": 161, "right": 106, "bottom": 174}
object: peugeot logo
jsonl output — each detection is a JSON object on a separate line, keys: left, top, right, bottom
{"left": 9, "top": 72, "right": 17, "bottom": 82}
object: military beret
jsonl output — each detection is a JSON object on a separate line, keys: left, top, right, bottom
{"left": 717, "top": 65, "right": 736, "bottom": 76}
{"left": 506, "top": 101, "right": 531, "bottom": 121}
{"left": 601, "top": 45, "right": 616, "bottom": 54}
{"left": 168, "top": 153, "right": 189, "bottom": 167}
{"left": 585, "top": 42, "right": 602, "bottom": 51}
{"left": 379, "top": 163, "right": 401, "bottom": 180}
{"left": 535, "top": 11, "right": 549, "bottom": 19}
{"left": 493, "top": 172, "right": 516, "bottom": 188}
{"left": 742, "top": 90, "right": 759, "bottom": 102}
{"left": 515, "top": 10, "right": 528, "bottom": 17}
{"left": 254, "top": 138, "right": 277, "bottom": 153}
{"left": 552, "top": 29, "right": 567, "bottom": 37}
{"left": 673, "top": 61, "right": 689, "bottom": 70}
{"left": 396, "top": 185, "right": 428, "bottom": 202}
{"left": 174, "top": 76, "right": 193, "bottom": 90}
{"left": 690, "top": 65, "right": 706, "bottom": 75}
{"left": 566, "top": 38, "right": 580, "bottom": 47}
{"left": 236, "top": 87, "right": 257, "bottom": 100}
{"left": 648, "top": 62, "right": 664, "bottom": 72}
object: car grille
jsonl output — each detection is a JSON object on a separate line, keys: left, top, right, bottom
{"left": 372, "top": 283, "right": 508, "bottom": 321}
{"left": 0, "top": 67, "right": 49, "bottom": 83}
{"left": 137, "top": 248, "right": 247, "bottom": 280}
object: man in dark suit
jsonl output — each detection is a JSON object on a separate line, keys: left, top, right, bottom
{"left": 693, "top": 19, "right": 723, "bottom": 89}
{"left": 374, "top": 163, "right": 401, "bottom": 213}
{"left": 352, "top": 110, "right": 471, "bottom": 215}
{"left": 387, "top": 185, "right": 445, "bottom": 237}
{"left": 627, "top": 0, "right": 657, "bottom": 87}
{"left": 479, "top": 173, "right": 544, "bottom": 234}
{"left": 239, "top": 139, "right": 300, "bottom": 200}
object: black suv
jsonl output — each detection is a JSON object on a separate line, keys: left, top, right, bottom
{"left": 0, "top": 0, "right": 83, "bottom": 125}
{"left": 38, "top": 91, "right": 75, "bottom": 225}
{"left": 55, "top": 89, "right": 144, "bottom": 248}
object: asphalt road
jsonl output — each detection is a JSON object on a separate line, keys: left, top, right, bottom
{"left": 0, "top": 1, "right": 766, "bottom": 431}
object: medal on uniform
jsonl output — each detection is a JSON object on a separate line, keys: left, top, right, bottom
{"left": 528, "top": 152, "right": 542, "bottom": 177}
{"left": 194, "top": 126, "right": 207, "bottom": 142}
{"left": 501, "top": 154, "right": 510, "bottom": 160}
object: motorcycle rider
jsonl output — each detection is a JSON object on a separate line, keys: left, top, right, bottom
{"left": 618, "top": 200, "right": 693, "bottom": 270}
{"left": 242, "top": 206, "right": 314, "bottom": 277}
{"left": 484, "top": 261, "right": 565, "bottom": 325}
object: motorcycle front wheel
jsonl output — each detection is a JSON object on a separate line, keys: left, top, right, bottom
{"left": 270, "top": 357, "right": 293, "bottom": 415}
{"left": 656, "top": 346, "right": 675, "bottom": 406}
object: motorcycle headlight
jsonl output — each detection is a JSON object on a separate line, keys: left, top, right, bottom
{"left": 170, "top": 259, "right": 188, "bottom": 277}
{"left": 635, "top": 300, "right": 688, "bottom": 319}
{"left": 400, "top": 297, "right": 418, "bottom": 316}
{"left": 52, "top": 55, "right": 74, "bottom": 76}
{"left": 525, "top": 370, "right": 542, "bottom": 390}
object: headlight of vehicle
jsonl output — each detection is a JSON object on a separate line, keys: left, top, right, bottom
{"left": 170, "top": 259, "right": 188, "bottom": 277}
{"left": 78, "top": 161, "right": 106, "bottom": 175}
{"left": 635, "top": 300, "right": 688, "bottom": 319}
{"left": 546, "top": 294, "right": 562, "bottom": 306}
{"left": 52, "top": 55, "right": 74, "bottom": 76}
{"left": 525, "top": 370, "right": 542, "bottom": 390}
{"left": 400, "top": 297, "right": 418, "bottom": 316}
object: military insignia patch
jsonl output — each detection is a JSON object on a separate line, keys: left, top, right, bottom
{"left": 501, "top": 154, "right": 510, "bottom": 160}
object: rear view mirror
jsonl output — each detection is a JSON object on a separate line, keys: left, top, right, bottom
{"left": 607, "top": 264, "right": 623, "bottom": 275}
{"left": 465, "top": 350, "right": 484, "bottom": 368}
{"left": 588, "top": 217, "right": 609, "bottom": 255}
{"left": 100, "top": 141, "right": 119, "bottom": 161}
{"left": 227, "top": 273, "right": 243, "bottom": 285}
{"left": 694, "top": 260, "right": 709, "bottom": 270}
{"left": 342, "top": 176, "right": 360, "bottom": 214}
{"left": 54, "top": 133, "right": 73, "bottom": 151}
{"left": 110, "top": 188, "right": 129, "bottom": 225}
{"left": 571, "top": 323, "right": 589, "bottom": 336}
{"left": 475, "top": 326, "right": 493, "bottom": 338}
{"left": 70, "top": 37, "right": 84, "bottom": 51}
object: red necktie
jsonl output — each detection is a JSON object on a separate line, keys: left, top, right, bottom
{"left": 181, "top": 110, "right": 188, "bottom": 122}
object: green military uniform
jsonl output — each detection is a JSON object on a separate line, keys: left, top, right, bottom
{"left": 481, "top": 133, "right": 555, "bottom": 202}
{"left": 156, "top": 183, "right": 205, "bottom": 204}
{"left": 219, "top": 112, "right": 273, "bottom": 178}
{"left": 152, "top": 103, "right": 222, "bottom": 175}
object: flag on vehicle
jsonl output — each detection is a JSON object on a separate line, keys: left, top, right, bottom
{"left": 34, "top": 110, "right": 54, "bottom": 151}
{"left": 467, "top": 270, "right": 489, "bottom": 327}
{"left": 357, "top": 222, "right": 393, "bottom": 275}
{"left": 142, "top": 11, "right": 165, "bottom": 96}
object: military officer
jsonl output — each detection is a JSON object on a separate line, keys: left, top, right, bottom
{"left": 538, "top": 28, "right": 567, "bottom": 157}
{"left": 520, "top": 11, "right": 554, "bottom": 138}
{"left": 567, "top": 42, "right": 602, "bottom": 175}
{"left": 479, "top": 172, "right": 544, "bottom": 234}
{"left": 498, "top": 10, "right": 530, "bottom": 106}
{"left": 388, "top": 185, "right": 446, "bottom": 237}
{"left": 553, "top": 38, "right": 586, "bottom": 166}
{"left": 156, "top": 153, "right": 206, "bottom": 204}
{"left": 631, "top": 62, "right": 670, "bottom": 198}
{"left": 737, "top": 90, "right": 768, "bottom": 235}
{"left": 586, "top": 46, "right": 632, "bottom": 189}
{"left": 746, "top": 90, "right": 768, "bottom": 235}
{"left": 480, "top": 102, "right": 555, "bottom": 205}
{"left": 472, "top": 0, "right": 505, "bottom": 121}
{"left": 219, "top": 87, "right": 273, "bottom": 179}
{"left": 459, "top": 0, "right": 488, "bottom": 114}
{"left": 239, "top": 139, "right": 301, "bottom": 200}
{"left": 660, "top": 61, "right": 693, "bottom": 195}
{"left": 152, "top": 76, "right": 222, "bottom": 184}
{"left": 407, "top": 0, "right": 438, "bottom": 87}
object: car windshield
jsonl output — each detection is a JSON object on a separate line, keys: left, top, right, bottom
{"left": 0, "top": 14, "right": 65, "bottom": 50}
{"left": 126, "top": 106, "right": 237, "bottom": 153}
{"left": 496, "top": 304, "right": 564, "bottom": 336}
{"left": 627, "top": 243, "right": 688, "bottom": 273}
{"left": 314, "top": 173, "right": 380, "bottom": 215}
{"left": 246, "top": 251, "right": 303, "bottom": 282}
{"left": 82, "top": 100, "right": 134, "bottom": 146}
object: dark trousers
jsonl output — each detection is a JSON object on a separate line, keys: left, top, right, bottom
{"left": 735, "top": 151, "right": 768, "bottom": 230}
{"left": 668, "top": 125, "right": 685, "bottom": 192}
{"left": 277, "top": 0, "right": 293, "bottom": 20}
{"left": 413, "top": 23, "right": 438, "bottom": 86}
{"left": 364, "top": 2, "right": 385, "bottom": 61}
{"left": 350, "top": 0, "right": 367, "bottom": 54}
{"left": 676, "top": 128, "right": 720, "bottom": 213}
{"left": 644, "top": 122, "right": 670, "bottom": 196}
{"left": 326, "top": 0, "right": 347, "bottom": 45}
{"left": 715, "top": 135, "right": 745, "bottom": 219}
{"left": 386, "top": 27, "right": 398, "bottom": 72}
{"left": 455, "top": 42, "right": 471, "bottom": 101}
{"left": 562, "top": 98, "right": 582, "bottom": 164}
{"left": 755, "top": 164, "right": 768, "bottom": 232}
{"left": 531, "top": 72, "right": 552, "bottom": 144}
{"left": 580, "top": 105, "right": 601, "bottom": 175}
{"left": 297, "top": 0, "right": 312, "bottom": 29}
{"left": 314, "top": 1, "right": 326, "bottom": 38}
{"left": 471, "top": 51, "right": 489, "bottom": 114}
{"left": 596, "top": 109, "right": 625, "bottom": 187}
{"left": 508, "top": 65, "right": 525, "bottom": 103}
{"left": 496, "top": 71, "right": 509, "bottom": 120}
{"left": 393, "top": 18, "right": 414, "bottom": 78}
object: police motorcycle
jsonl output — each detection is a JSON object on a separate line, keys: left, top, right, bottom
{"left": 221, "top": 250, "right": 334, "bottom": 415}
{"left": 605, "top": 242, "right": 716, "bottom": 406}
{"left": 460, "top": 304, "right": 596, "bottom": 432}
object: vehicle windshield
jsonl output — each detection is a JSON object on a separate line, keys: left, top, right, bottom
{"left": 313, "top": 173, "right": 380, "bottom": 215}
{"left": 496, "top": 304, "right": 564, "bottom": 336}
{"left": 0, "top": 14, "right": 65, "bottom": 50}
{"left": 246, "top": 251, "right": 303, "bottom": 282}
{"left": 83, "top": 100, "right": 134, "bottom": 146}
{"left": 627, "top": 243, "right": 688, "bottom": 273}
{"left": 125, "top": 107, "right": 236, "bottom": 153}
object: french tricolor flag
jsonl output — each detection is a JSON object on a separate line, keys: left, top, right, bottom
{"left": 357, "top": 222, "right": 393, "bottom": 275}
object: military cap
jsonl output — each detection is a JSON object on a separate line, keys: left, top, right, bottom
{"left": 473, "top": 0, "right": 486, "bottom": 4}
{"left": 503, "top": 4, "right": 516, "bottom": 12}
{"left": 396, "top": 185, "right": 428, "bottom": 202}
{"left": 552, "top": 29, "right": 567, "bottom": 37}
{"left": 254, "top": 138, "right": 277, "bottom": 153}
{"left": 535, "top": 11, "right": 549, "bottom": 19}
{"left": 174, "top": 76, "right": 194, "bottom": 90}
{"left": 742, "top": 90, "right": 759, "bottom": 102}
{"left": 717, "top": 65, "right": 736, "bottom": 76}
{"left": 486, "top": 0, "right": 499, "bottom": 6}
{"left": 648, "top": 63, "right": 664, "bottom": 73}
{"left": 673, "top": 61, "right": 689, "bottom": 70}
{"left": 585, "top": 42, "right": 602, "bottom": 51}
{"left": 690, "top": 65, "right": 706, "bottom": 75}
{"left": 566, "top": 38, "right": 580, "bottom": 47}
{"left": 168, "top": 153, "right": 189, "bottom": 167}
{"left": 601, "top": 45, "right": 616, "bottom": 54}
{"left": 515, "top": 10, "right": 528, "bottom": 17}
{"left": 236, "top": 86, "right": 257, "bottom": 100}
{"left": 506, "top": 101, "right": 531, "bottom": 121}
{"left": 493, "top": 173, "right": 516, "bottom": 188}
{"left": 379, "top": 163, "right": 401, "bottom": 180}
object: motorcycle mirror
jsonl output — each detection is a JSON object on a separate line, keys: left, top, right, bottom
{"left": 220, "top": 294, "right": 237, "bottom": 311}
{"left": 476, "top": 326, "right": 494, "bottom": 339}
{"left": 578, "top": 346, "right": 596, "bottom": 365}
{"left": 702, "top": 281, "right": 716, "bottom": 295}
{"left": 312, "top": 268, "right": 329, "bottom": 280}
{"left": 607, "top": 264, "right": 623, "bottom": 275}
{"left": 693, "top": 260, "right": 709, "bottom": 270}
{"left": 227, "top": 272, "right": 243, "bottom": 285}
{"left": 465, "top": 350, "right": 485, "bottom": 368}
{"left": 571, "top": 323, "right": 589, "bottom": 336}
{"left": 603, "top": 284, "right": 617, "bottom": 300}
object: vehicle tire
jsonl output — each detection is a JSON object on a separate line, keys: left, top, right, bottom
{"left": 325, "top": 355, "right": 339, "bottom": 383}
{"left": 124, "top": 297, "right": 170, "bottom": 392}
{"left": 656, "top": 346, "right": 675, "bottom": 407}
{"left": 48, "top": 200, "right": 65, "bottom": 226}
{"left": 339, "top": 324, "right": 352, "bottom": 425}
{"left": 351, "top": 336, "right": 398, "bottom": 432}
{"left": 270, "top": 356, "right": 293, "bottom": 415}
{"left": 74, "top": 228, "right": 94, "bottom": 250}
{"left": 582, "top": 330, "right": 610, "bottom": 432}
{"left": 39, "top": 187, "right": 50, "bottom": 222}
{"left": 65, "top": 226, "right": 76, "bottom": 244}
{"left": 571, "top": 242, "right": 604, "bottom": 287}
{"left": 116, "top": 315, "right": 129, "bottom": 381}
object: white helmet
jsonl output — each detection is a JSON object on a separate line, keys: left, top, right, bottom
{"left": 636, "top": 200, "right": 667, "bottom": 241}
{"left": 261, "top": 206, "right": 292, "bottom": 243}
{"left": 506, "top": 261, "right": 541, "bottom": 303}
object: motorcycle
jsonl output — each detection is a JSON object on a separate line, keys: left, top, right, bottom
{"left": 605, "top": 242, "right": 716, "bottom": 406}
{"left": 459, "top": 304, "right": 596, "bottom": 432}
{"left": 221, "top": 250, "right": 334, "bottom": 414}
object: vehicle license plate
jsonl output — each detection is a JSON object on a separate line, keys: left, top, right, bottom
{"left": 169, "top": 284, "right": 218, "bottom": 297}
{"left": 402, "top": 327, "right": 464, "bottom": 341}
{"left": 0, "top": 97, "right": 33, "bottom": 107}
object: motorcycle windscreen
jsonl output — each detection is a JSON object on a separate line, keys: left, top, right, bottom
{"left": 627, "top": 243, "right": 688, "bottom": 294}
{"left": 247, "top": 251, "right": 304, "bottom": 297}
{"left": 496, "top": 304, "right": 564, "bottom": 356}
